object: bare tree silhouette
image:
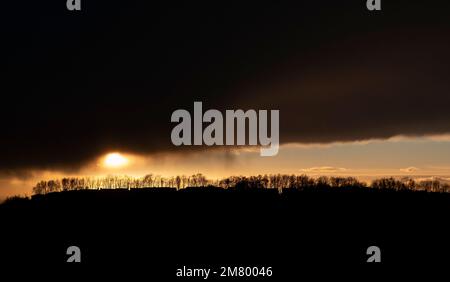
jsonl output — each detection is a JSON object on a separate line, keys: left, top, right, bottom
{"left": 31, "top": 174, "right": 450, "bottom": 195}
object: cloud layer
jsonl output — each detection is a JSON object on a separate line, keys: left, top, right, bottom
{"left": 2, "top": 1, "right": 450, "bottom": 172}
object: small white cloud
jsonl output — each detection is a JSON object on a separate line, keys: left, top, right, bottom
{"left": 400, "top": 166, "right": 420, "bottom": 173}
{"left": 299, "top": 166, "right": 347, "bottom": 173}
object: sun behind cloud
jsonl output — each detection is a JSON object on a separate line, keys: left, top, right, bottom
{"left": 103, "top": 153, "right": 129, "bottom": 168}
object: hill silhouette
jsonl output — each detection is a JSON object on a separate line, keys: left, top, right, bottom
{"left": 1, "top": 185, "right": 449, "bottom": 278}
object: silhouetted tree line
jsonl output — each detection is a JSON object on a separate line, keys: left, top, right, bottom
{"left": 32, "top": 174, "right": 450, "bottom": 195}
{"left": 372, "top": 177, "right": 450, "bottom": 193}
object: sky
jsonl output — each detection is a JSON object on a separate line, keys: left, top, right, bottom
{"left": 2, "top": 1, "right": 450, "bottom": 199}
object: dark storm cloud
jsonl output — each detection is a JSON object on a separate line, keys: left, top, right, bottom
{"left": 2, "top": 0, "right": 450, "bottom": 171}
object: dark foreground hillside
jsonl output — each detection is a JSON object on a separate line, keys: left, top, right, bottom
{"left": 1, "top": 187, "right": 449, "bottom": 279}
